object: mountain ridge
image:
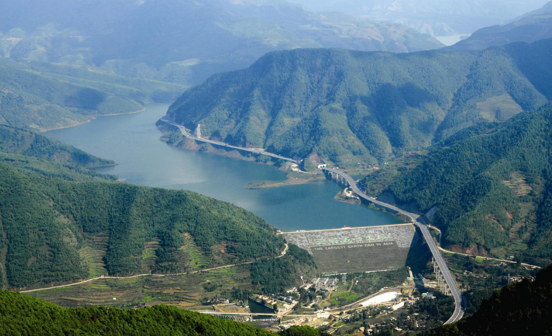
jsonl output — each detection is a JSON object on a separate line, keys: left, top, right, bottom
{"left": 360, "top": 103, "right": 552, "bottom": 265}
{"left": 0, "top": 57, "right": 185, "bottom": 131}
{"left": 0, "top": 126, "right": 315, "bottom": 291}
{"left": 449, "top": 1, "right": 552, "bottom": 51}
{"left": 165, "top": 39, "right": 552, "bottom": 170}
{"left": 0, "top": 0, "right": 442, "bottom": 86}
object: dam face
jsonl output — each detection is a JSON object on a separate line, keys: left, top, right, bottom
{"left": 282, "top": 224, "right": 417, "bottom": 274}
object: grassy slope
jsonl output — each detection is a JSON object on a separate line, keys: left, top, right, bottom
{"left": 166, "top": 39, "right": 552, "bottom": 170}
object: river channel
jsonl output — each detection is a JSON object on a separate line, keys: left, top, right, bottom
{"left": 46, "top": 103, "right": 401, "bottom": 231}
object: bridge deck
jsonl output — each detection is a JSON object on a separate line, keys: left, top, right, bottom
{"left": 160, "top": 118, "right": 301, "bottom": 164}
{"left": 322, "top": 168, "right": 465, "bottom": 324}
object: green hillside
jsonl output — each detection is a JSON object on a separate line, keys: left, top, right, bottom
{"left": 165, "top": 39, "right": 552, "bottom": 170}
{"left": 0, "top": 58, "right": 185, "bottom": 131}
{"left": 425, "top": 263, "right": 552, "bottom": 336}
{"left": 450, "top": 1, "right": 552, "bottom": 50}
{"left": 0, "top": 290, "right": 330, "bottom": 336}
{"left": 361, "top": 104, "right": 552, "bottom": 265}
{"left": 0, "top": 124, "right": 113, "bottom": 168}
{"left": 0, "top": 124, "right": 116, "bottom": 182}
{"left": 0, "top": 128, "right": 315, "bottom": 291}
{"left": 0, "top": 0, "right": 442, "bottom": 86}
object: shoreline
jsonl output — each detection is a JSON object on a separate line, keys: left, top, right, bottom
{"left": 244, "top": 176, "right": 324, "bottom": 189}
{"left": 40, "top": 107, "right": 147, "bottom": 133}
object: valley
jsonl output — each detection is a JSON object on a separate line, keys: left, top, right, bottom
{"left": 2, "top": 1, "right": 552, "bottom": 334}
{"left": 46, "top": 104, "right": 402, "bottom": 232}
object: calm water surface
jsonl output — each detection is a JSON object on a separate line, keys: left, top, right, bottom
{"left": 47, "top": 104, "right": 401, "bottom": 231}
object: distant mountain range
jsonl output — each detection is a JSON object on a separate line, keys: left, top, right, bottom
{"left": 0, "top": 57, "right": 185, "bottom": 131}
{"left": 449, "top": 1, "right": 552, "bottom": 50}
{"left": 0, "top": 0, "right": 442, "bottom": 86}
{"left": 164, "top": 39, "right": 552, "bottom": 170}
{"left": 287, "top": 0, "right": 550, "bottom": 36}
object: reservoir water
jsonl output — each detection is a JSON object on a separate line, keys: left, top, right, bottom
{"left": 46, "top": 104, "right": 401, "bottom": 231}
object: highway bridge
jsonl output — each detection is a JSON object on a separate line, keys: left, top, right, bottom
{"left": 322, "top": 168, "right": 464, "bottom": 324}
{"left": 160, "top": 118, "right": 301, "bottom": 164}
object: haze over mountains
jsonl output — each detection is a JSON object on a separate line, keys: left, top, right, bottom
{"left": 0, "top": 0, "right": 442, "bottom": 87}
{"left": 0, "top": 58, "right": 185, "bottom": 131}
{"left": 165, "top": 38, "right": 552, "bottom": 170}
{"left": 450, "top": 1, "right": 552, "bottom": 50}
{"left": 2, "top": 1, "right": 552, "bottom": 334}
{"left": 287, "top": 0, "right": 550, "bottom": 37}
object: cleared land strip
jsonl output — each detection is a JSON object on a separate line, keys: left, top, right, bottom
{"left": 20, "top": 243, "right": 288, "bottom": 294}
{"left": 438, "top": 246, "right": 542, "bottom": 269}
{"left": 160, "top": 118, "right": 301, "bottom": 164}
{"left": 425, "top": 225, "right": 541, "bottom": 269}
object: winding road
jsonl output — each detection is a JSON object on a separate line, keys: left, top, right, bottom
{"left": 322, "top": 168, "right": 465, "bottom": 324}
{"left": 160, "top": 118, "right": 301, "bottom": 164}
{"left": 21, "top": 244, "right": 288, "bottom": 294}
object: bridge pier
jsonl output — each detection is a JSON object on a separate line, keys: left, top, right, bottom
{"left": 433, "top": 257, "right": 451, "bottom": 297}
{"left": 322, "top": 167, "right": 463, "bottom": 323}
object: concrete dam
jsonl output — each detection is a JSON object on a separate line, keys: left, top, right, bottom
{"left": 282, "top": 224, "right": 417, "bottom": 274}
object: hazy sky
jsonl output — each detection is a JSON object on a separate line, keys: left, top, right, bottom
{"left": 285, "top": 0, "right": 550, "bottom": 35}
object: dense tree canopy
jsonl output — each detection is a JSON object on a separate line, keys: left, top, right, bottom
{"left": 364, "top": 104, "right": 552, "bottom": 265}
{"left": 166, "top": 39, "right": 552, "bottom": 169}
{"left": 0, "top": 127, "right": 319, "bottom": 291}
{"left": 425, "top": 263, "right": 552, "bottom": 336}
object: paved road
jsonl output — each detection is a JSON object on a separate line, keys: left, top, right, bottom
{"left": 322, "top": 168, "right": 464, "bottom": 324}
{"left": 160, "top": 118, "right": 301, "bottom": 164}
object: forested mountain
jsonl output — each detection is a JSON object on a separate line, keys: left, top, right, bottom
{"left": 0, "top": 290, "right": 329, "bottom": 335}
{"left": 360, "top": 104, "right": 552, "bottom": 265}
{"left": 164, "top": 39, "right": 552, "bottom": 170}
{"left": 0, "top": 0, "right": 442, "bottom": 86}
{"left": 0, "top": 57, "right": 185, "bottom": 131}
{"left": 425, "top": 263, "right": 552, "bottom": 336}
{"left": 0, "top": 125, "right": 113, "bottom": 168}
{"left": 0, "top": 124, "right": 116, "bottom": 182}
{"left": 0, "top": 291, "right": 271, "bottom": 336}
{"left": 287, "top": 0, "right": 549, "bottom": 36}
{"left": 449, "top": 1, "right": 552, "bottom": 51}
{"left": 0, "top": 128, "right": 315, "bottom": 290}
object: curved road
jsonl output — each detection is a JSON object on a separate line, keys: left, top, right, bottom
{"left": 21, "top": 244, "right": 289, "bottom": 294}
{"left": 160, "top": 118, "right": 300, "bottom": 164}
{"left": 322, "top": 168, "right": 464, "bottom": 324}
